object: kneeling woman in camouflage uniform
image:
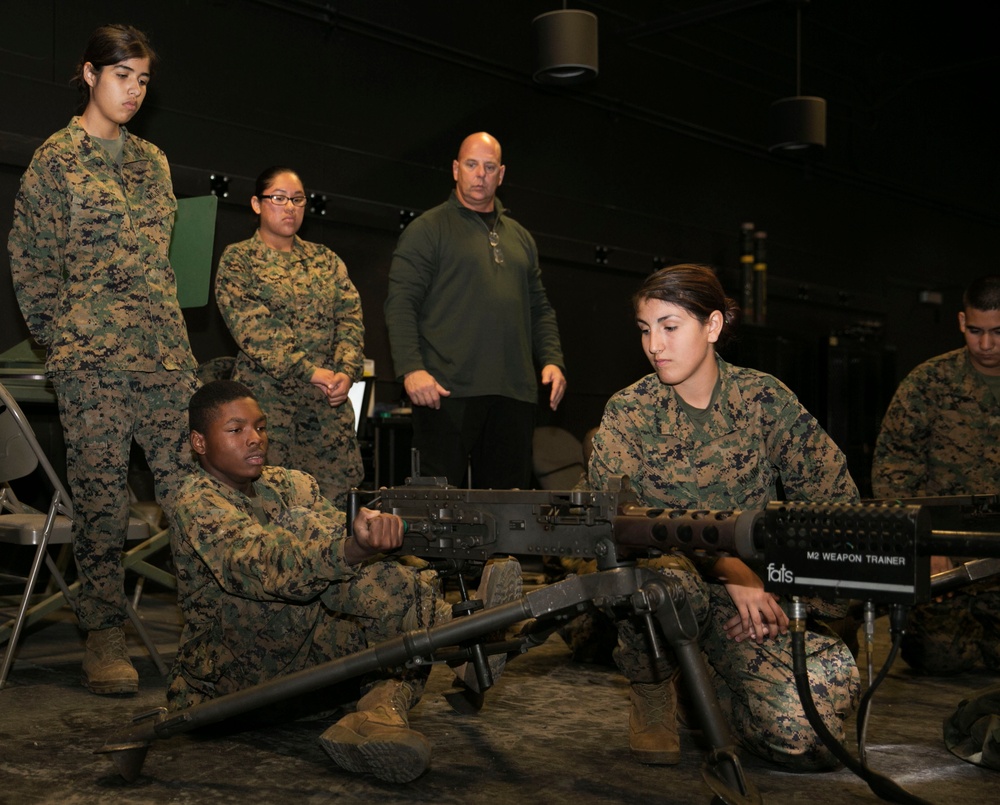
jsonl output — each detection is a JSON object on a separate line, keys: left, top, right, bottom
{"left": 589, "top": 263, "right": 860, "bottom": 771}
{"left": 215, "top": 167, "right": 364, "bottom": 510}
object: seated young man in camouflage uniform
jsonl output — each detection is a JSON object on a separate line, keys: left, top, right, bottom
{"left": 872, "top": 274, "right": 1000, "bottom": 674}
{"left": 167, "top": 380, "right": 520, "bottom": 783}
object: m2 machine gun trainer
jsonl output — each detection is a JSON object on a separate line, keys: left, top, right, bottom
{"left": 98, "top": 476, "right": 1000, "bottom": 805}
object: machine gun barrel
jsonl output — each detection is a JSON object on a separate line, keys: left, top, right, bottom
{"left": 929, "top": 557, "right": 1000, "bottom": 596}
{"left": 923, "top": 530, "right": 1000, "bottom": 557}
{"left": 99, "top": 564, "right": 759, "bottom": 802}
{"left": 612, "top": 504, "right": 764, "bottom": 561}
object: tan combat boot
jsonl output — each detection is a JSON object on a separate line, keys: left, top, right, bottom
{"left": 319, "top": 679, "right": 430, "bottom": 783}
{"left": 629, "top": 680, "right": 681, "bottom": 765}
{"left": 82, "top": 627, "right": 138, "bottom": 695}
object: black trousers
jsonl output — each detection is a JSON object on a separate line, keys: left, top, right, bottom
{"left": 410, "top": 395, "right": 535, "bottom": 489}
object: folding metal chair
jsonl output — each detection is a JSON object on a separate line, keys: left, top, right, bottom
{"left": 0, "top": 381, "right": 168, "bottom": 689}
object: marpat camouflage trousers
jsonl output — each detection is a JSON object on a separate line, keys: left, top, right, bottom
{"left": 51, "top": 369, "right": 200, "bottom": 631}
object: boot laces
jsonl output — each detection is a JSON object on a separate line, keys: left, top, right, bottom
{"left": 91, "top": 628, "right": 130, "bottom": 661}
{"left": 635, "top": 683, "right": 670, "bottom": 724}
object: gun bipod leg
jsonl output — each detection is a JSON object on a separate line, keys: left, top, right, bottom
{"left": 639, "top": 572, "right": 760, "bottom": 805}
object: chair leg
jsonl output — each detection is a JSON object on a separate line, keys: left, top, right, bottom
{"left": 1, "top": 539, "right": 54, "bottom": 690}
{"left": 46, "top": 543, "right": 74, "bottom": 596}
{"left": 44, "top": 553, "right": 75, "bottom": 603}
{"left": 122, "top": 529, "right": 175, "bottom": 590}
{"left": 131, "top": 576, "right": 145, "bottom": 611}
{"left": 2, "top": 527, "right": 176, "bottom": 687}
{"left": 124, "top": 602, "right": 168, "bottom": 677}
{"left": 52, "top": 545, "right": 170, "bottom": 679}
{"left": 124, "top": 528, "right": 173, "bottom": 677}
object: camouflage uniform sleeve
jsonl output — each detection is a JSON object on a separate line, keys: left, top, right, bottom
{"left": 763, "top": 380, "right": 859, "bottom": 503}
{"left": 870, "top": 372, "right": 929, "bottom": 499}
{"left": 283, "top": 466, "right": 347, "bottom": 522}
{"left": 588, "top": 391, "right": 645, "bottom": 493}
{"left": 215, "top": 240, "right": 318, "bottom": 382}
{"left": 329, "top": 252, "right": 365, "bottom": 381}
{"left": 172, "top": 474, "right": 354, "bottom": 603}
{"left": 7, "top": 154, "right": 67, "bottom": 345}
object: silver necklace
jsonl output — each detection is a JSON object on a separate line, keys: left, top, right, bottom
{"left": 478, "top": 211, "right": 504, "bottom": 265}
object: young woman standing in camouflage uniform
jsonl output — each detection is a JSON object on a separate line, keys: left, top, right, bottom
{"left": 7, "top": 25, "right": 200, "bottom": 694}
{"left": 589, "top": 264, "right": 860, "bottom": 770}
{"left": 215, "top": 167, "right": 364, "bottom": 510}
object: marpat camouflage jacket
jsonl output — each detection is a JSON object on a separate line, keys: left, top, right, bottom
{"left": 7, "top": 117, "right": 194, "bottom": 373}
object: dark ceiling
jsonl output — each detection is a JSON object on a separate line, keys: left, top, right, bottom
{"left": 4, "top": 0, "right": 994, "bottom": 218}
{"left": 268, "top": 0, "right": 998, "bottom": 217}
{"left": 1, "top": 0, "right": 997, "bottom": 403}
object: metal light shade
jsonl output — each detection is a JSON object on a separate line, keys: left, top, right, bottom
{"left": 532, "top": 9, "right": 598, "bottom": 85}
{"left": 769, "top": 96, "right": 826, "bottom": 153}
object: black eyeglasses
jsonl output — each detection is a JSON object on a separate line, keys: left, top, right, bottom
{"left": 259, "top": 194, "right": 308, "bottom": 207}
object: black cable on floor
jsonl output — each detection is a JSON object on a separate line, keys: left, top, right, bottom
{"left": 791, "top": 610, "right": 933, "bottom": 805}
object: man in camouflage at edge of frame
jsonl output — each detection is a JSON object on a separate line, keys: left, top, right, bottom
{"left": 872, "top": 274, "right": 1000, "bottom": 674}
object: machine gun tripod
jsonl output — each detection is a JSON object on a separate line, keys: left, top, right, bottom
{"left": 98, "top": 563, "right": 759, "bottom": 803}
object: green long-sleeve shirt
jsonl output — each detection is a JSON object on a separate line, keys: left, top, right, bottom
{"left": 385, "top": 192, "right": 564, "bottom": 403}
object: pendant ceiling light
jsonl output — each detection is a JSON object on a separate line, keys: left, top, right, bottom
{"left": 769, "top": 1, "right": 825, "bottom": 153}
{"left": 532, "top": 7, "right": 598, "bottom": 85}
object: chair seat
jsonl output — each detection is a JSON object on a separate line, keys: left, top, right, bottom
{"left": 0, "top": 514, "right": 150, "bottom": 546}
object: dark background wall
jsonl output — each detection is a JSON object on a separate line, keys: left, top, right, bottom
{"left": 1, "top": 1, "right": 997, "bottom": 494}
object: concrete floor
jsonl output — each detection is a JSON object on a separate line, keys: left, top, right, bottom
{"left": 1, "top": 585, "right": 998, "bottom": 805}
